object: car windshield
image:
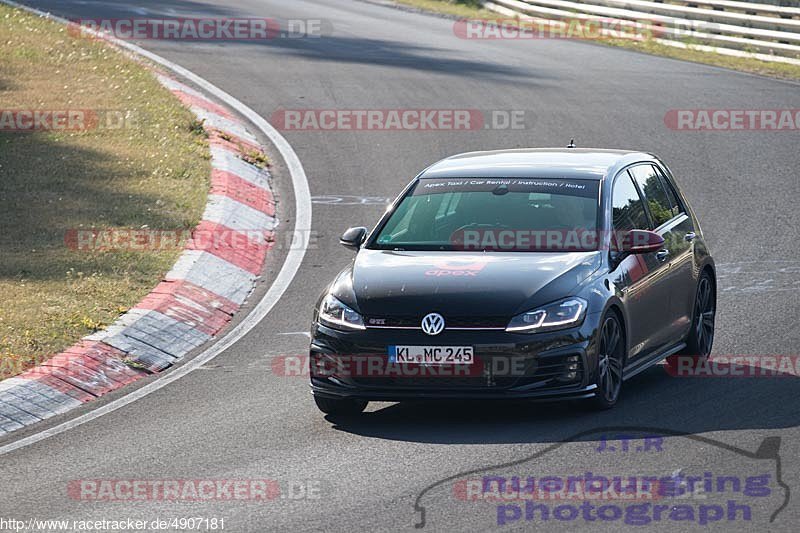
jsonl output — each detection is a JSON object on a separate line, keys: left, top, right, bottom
{"left": 370, "top": 177, "right": 600, "bottom": 252}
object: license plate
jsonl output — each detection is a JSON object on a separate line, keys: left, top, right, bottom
{"left": 389, "top": 346, "right": 474, "bottom": 364}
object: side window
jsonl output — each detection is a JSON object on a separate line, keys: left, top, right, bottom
{"left": 629, "top": 165, "right": 675, "bottom": 228}
{"left": 612, "top": 173, "right": 650, "bottom": 231}
{"left": 652, "top": 166, "right": 683, "bottom": 217}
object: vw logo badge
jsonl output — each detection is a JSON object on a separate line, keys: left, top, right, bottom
{"left": 421, "top": 313, "right": 445, "bottom": 336}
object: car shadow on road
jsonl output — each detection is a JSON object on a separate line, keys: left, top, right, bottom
{"left": 230, "top": 35, "right": 543, "bottom": 84}
{"left": 36, "top": 0, "right": 541, "bottom": 83}
{"left": 327, "top": 362, "right": 800, "bottom": 444}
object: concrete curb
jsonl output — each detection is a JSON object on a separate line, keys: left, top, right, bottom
{"left": 0, "top": 72, "right": 277, "bottom": 435}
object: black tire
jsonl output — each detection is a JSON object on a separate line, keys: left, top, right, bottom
{"left": 667, "top": 271, "right": 715, "bottom": 369}
{"left": 313, "top": 395, "right": 367, "bottom": 416}
{"left": 588, "top": 312, "right": 625, "bottom": 410}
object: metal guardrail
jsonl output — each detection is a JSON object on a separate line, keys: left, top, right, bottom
{"left": 483, "top": 0, "right": 800, "bottom": 64}
{"left": 589, "top": 0, "right": 800, "bottom": 31}
{"left": 665, "top": 0, "right": 800, "bottom": 18}
{"left": 730, "top": 0, "right": 800, "bottom": 8}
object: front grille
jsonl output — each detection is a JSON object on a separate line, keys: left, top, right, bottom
{"left": 364, "top": 315, "right": 507, "bottom": 329}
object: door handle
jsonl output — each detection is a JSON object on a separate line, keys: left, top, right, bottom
{"left": 656, "top": 249, "right": 670, "bottom": 262}
{"left": 685, "top": 232, "right": 697, "bottom": 242}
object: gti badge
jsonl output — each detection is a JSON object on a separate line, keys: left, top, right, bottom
{"left": 421, "top": 313, "right": 445, "bottom": 336}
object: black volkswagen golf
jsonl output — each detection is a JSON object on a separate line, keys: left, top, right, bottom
{"left": 310, "top": 149, "right": 716, "bottom": 415}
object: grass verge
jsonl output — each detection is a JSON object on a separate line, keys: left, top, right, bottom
{"left": 0, "top": 5, "right": 211, "bottom": 378}
{"left": 393, "top": 0, "right": 800, "bottom": 81}
{"left": 392, "top": 0, "right": 496, "bottom": 17}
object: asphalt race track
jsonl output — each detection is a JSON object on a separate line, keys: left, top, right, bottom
{"left": 2, "top": 0, "right": 800, "bottom": 531}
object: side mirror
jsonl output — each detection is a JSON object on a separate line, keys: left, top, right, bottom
{"left": 615, "top": 229, "right": 664, "bottom": 254}
{"left": 339, "top": 226, "right": 367, "bottom": 251}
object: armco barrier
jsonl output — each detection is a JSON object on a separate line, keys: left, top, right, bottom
{"left": 483, "top": 0, "right": 800, "bottom": 64}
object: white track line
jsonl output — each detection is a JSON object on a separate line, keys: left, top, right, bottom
{"left": 0, "top": 0, "right": 312, "bottom": 456}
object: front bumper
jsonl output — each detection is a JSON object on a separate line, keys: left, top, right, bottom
{"left": 309, "top": 314, "right": 601, "bottom": 401}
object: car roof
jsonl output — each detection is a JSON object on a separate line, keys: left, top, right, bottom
{"left": 419, "top": 148, "right": 656, "bottom": 181}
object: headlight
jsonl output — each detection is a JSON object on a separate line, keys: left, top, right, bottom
{"left": 318, "top": 294, "right": 365, "bottom": 331}
{"left": 506, "top": 297, "right": 587, "bottom": 333}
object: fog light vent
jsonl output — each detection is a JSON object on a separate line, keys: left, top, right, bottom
{"left": 557, "top": 355, "right": 580, "bottom": 382}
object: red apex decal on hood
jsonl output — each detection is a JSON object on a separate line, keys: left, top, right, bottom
{"left": 425, "top": 259, "right": 489, "bottom": 277}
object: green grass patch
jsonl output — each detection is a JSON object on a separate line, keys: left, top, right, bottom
{"left": 0, "top": 5, "right": 211, "bottom": 378}
{"left": 610, "top": 38, "right": 800, "bottom": 81}
{"left": 394, "top": 0, "right": 496, "bottom": 17}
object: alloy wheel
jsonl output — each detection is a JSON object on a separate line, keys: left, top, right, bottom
{"left": 695, "top": 276, "right": 715, "bottom": 357}
{"left": 597, "top": 315, "right": 624, "bottom": 403}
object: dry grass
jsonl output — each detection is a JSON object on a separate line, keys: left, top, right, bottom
{"left": 0, "top": 5, "right": 211, "bottom": 378}
{"left": 610, "top": 38, "right": 800, "bottom": 81}
{"left": 393, "top": 0, "right": 496, "bottom": 17}
{"left": 393, "top": 0, "right": 800, "bottom": 81}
